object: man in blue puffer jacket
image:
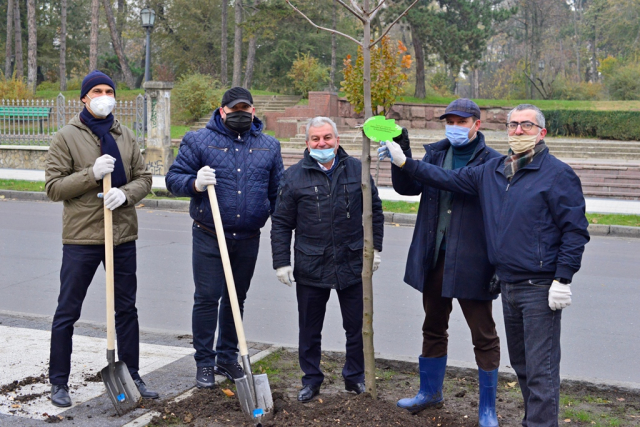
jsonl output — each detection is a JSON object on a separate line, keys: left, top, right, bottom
{"left": 166, "top": 87, "right": 284, "bottom": 388}
{"left": 380, "top": 104, "right": 590, "bottom": 427}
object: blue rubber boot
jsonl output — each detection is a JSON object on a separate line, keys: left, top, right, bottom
{"left": 478, "top": 367, "right": 499, "bottom": 427}
{"left": 397, "top": 355, "right": 447, "bottom": 413}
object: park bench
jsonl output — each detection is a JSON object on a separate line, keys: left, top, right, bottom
{"left": 0, "top": 106, "right": 53, "bottom": 134}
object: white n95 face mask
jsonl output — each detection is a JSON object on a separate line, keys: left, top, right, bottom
{"left": 88, "top": 95, "right": 116, "bottom": 117}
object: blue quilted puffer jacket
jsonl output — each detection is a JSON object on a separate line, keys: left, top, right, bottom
{"left": 166, "top": 109, "right": 284, "bottom": 239}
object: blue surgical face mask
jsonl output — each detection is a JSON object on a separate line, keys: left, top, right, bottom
{"left": 309, "top": 147, "right": 336, "bottom": 164}
{"left": 445, "top": 125, "right": 473, "bottom": 147}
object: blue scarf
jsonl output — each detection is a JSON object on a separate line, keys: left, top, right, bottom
{"left": 80, "top": 108, "right": 128, "bottom": 188}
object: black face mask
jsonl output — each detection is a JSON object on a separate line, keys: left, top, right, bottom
{"left": 224, "top": 110, "right": 253, "bottom": 134}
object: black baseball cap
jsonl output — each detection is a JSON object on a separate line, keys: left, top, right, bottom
{"left": 439, "top": 98, "right": 481, "bottom": 120}
{"left": 221, "top": 87, "right": 254, "bottom": 108}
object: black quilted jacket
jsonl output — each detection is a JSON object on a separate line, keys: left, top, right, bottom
{"left": 166, "top": 109, "right": 284, "bottom": 239}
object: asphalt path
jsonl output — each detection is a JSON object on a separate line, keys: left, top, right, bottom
{"left": 1, "top": 199, "right": 638, "bottom": 386}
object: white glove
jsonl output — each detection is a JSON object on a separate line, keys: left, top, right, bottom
{"left": 195, "top": 166, "right": 217, "bottom": 192}
{"left": 101, "top": 187, "right": 127, "bottom": 210}
{"left": 373, "top": 249, "right": 381, "bottom": 272}
{"left": 548, "top": 280, "right": 572, "bottom": 311}
{"left": 377, "top": 140, "right": 407, "bottom": 167}
{"left": 276, "top": 266, "right": 294, "bottom": 287}
{"left": 93, "top": 154, "right": 115, "bottom": 180}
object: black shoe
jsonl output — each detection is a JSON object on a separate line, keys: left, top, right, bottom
{"left": 196, "top": 366, "right": 216, "bottom": 388}
{"left": 134, "top": 378, "right": 160, "bottom": 399}
{"left": 51, "top": 384, "right": 71, "bottom": 407}
{"left": 297, "top": 384, "right": 321, "bottom": 403}
{"left": 345, "top": 381, "right": 366, "bottom": 394}
{"left": 214, "top": 362, "right": 244, "bottom": 382}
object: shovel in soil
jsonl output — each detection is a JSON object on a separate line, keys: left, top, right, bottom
{"left": 207, "top": 184, "right": 273, "bottom": 424}
{"left": 100, "top": 173, "right": 141, "bottom": 415}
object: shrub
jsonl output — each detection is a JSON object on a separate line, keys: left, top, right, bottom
{"left": 173, "top": 73, "right": 220, "bottom": 124}
{"left": 0, "top": 73, "right": 34, "bottom": 99}
{"left": 341, "top": 36, "right": 411, "bottom": 116}
{"left": 287, "top": 53, "right": 329, "bottom": 98}
{"left": 66, "top": 77, "right": 83, "bottom": 91}
{"left": 551, "top": 77, "right": 604, "bottom": 101}
{"left": 604, "top": 63, "right": 640, "bottom": 100}
{"left": 36, "top": 80, "right": 59, "bottom": 92}
{"left": 544, "top": 110, "right": 640, "bottom": 140}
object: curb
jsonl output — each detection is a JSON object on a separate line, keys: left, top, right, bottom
{"left": 2, "top": 189, "right": 640, "bottom": 238}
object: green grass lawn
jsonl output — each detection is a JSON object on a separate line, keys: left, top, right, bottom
{"left": 171, "top": 125, "right": 190, "bottom": 140}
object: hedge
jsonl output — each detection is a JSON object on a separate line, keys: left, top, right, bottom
{"left": 543, "top": 110, "right": 640, "bottom": 141}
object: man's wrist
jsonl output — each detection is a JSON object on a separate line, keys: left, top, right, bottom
{"left": 554, "top": 277, "right": 571, "bottom": 285}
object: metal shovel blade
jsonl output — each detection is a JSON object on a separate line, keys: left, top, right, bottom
{"left": 101, "top": 361, "right": 141, "bottom": 415}
{"left": 234, "top": 375, "right": 256, "bottom": 422}
{"left": 253, "top": 373, "right": 274, "bottom": 420}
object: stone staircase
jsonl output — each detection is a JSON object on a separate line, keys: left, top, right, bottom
{"left": 280, "top": 132, "right": 640, "bottom": 200}
{"left": 189, "top": 95, "right": 302, "bottom": 131}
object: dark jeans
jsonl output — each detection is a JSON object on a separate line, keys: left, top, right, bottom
{"left": 502, "top": 280, "right": 562, "bottom": 427}
{"left": 422, "top": 252, "right": 500, "bottom": 371}
{"left": 296, "top": 282, "right": 364, "bottom": 386}
{"left": 191, "top": 224, "right": 260, "bottom": 366}
{"left": 49, "top": 241, "right": 139, "bottom": 385}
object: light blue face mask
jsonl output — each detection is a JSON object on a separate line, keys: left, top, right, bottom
{"left": 309, "top": 147, "right": 336, "bottom": 163}
{"left": 445, "top": 125, "right": 473, "bottom": 147}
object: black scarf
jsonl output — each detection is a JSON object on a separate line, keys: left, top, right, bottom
{"left": 80, "top": 108, "right": 128, "bottom": 188}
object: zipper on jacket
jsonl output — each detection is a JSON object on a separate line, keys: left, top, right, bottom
{"left": 506, "top": 183, "right": 510, "bottom": 191}
{"left": 208, "top": 146, "right": 228, "bottom": 152}
{"left": 315, "top": 186, "right": 321, "bottom": 222}
{"left": 344, "top": 184, "right": 351, "bottom": 218}
{"left": 249, "top": 148, "right": 270, "bottom": 153}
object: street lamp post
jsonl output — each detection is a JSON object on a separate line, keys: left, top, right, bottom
{"left": 140, "top": 7, "right": 155, "bottom": 134}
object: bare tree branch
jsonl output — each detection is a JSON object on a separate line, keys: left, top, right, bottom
{"left": 335, "top": 0, "right": 365, "bottom": 22}
{"left": 369, "top": 0, "right": 387, "bottom": 20}
{"left": 349, "top": 0, "right": 363, "bottom": 15}
{"left": 286, "top": 0, "right": 363, "bottom": 45}
{"left": 370, "top": 0, "right": 419, "bottom": 46}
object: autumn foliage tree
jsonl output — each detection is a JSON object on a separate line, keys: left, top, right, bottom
{"left": 287, "top": 52, "right": 330, "bottom": 98}
{"left": 341, "top": 36, "right": 411, "bottom": 116}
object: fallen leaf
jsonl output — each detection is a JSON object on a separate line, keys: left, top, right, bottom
{"left": 318, "top": 398, "right": 323, "bottom": 403}
{"left": 184, "top": 413, "right": 193, "bottom": 423}
{"left": 564, "top": 419, "right": 571, "bottom": 423}
{"left": 222, "top": 388, "right": 235, "bottom": 397}
{"left": 136, "top": 203, "right": 145, "bottom": 208}
{"left": 11, "top": 404, "right": 20, "bottom": 408}
{"left": 506, "top": 382, "right": 517, "bottom": 388}
{"left": 617, "top": 397, "right": 625, "bottom": 401}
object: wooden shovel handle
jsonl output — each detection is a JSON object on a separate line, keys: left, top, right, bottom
{"left": 103, "top": 174, "right": 116, "bottom": 352}
{"left": 207, "top": 185, "right": 250, "bottom": 357}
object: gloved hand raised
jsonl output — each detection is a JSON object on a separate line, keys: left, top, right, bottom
{"left": 195, "top": 166, "right": 216, "bottom": 192}
{"left": 548, "top": 280, "right": 572, "bottom": 311}
{"left": 98, "top": 187, "right": 127, "bottom": 210}
{"left": 373, "top": 249, "right": 381, "bottom": 272}
{"left": 393, "top": 127, "right": 411, "bottom": 151}
{"left": 93, "top": 154, "right": 115, "bottom": 180}
{"left": 377, "top": 139, "right": 407, "bottom": 167}
{"left": 276, "top": 266, "right": 294, "bottom": 287}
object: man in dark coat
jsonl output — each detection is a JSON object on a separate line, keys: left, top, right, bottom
{"left": 380, "top": 104, "right": 590, "bottom": 427}
{"left": 391, "top": 99, "right": 502, "bottom": 426}
{"left": 166, "top": 87, "right": 284, "bottom": 388}
{"left": 271, "top": 117, "right": 384, "bottom": 403}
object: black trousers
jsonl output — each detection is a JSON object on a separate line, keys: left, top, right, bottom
{"left": 49, "top": 242, "right": 139, "bottom": 385}
{"left": 422, "top": 251, "right": 500, "bottom": 371}
{"left": 296, "top": 282, "right": 364, "bottom": 387}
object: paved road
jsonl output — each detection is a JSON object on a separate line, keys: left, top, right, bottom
{"left": 1, "top": 199, "right": 638, "bottom": 386}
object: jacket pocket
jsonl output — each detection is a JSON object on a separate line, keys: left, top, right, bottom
{"left": 347, "top": 241, "right": 364, "bottom": 278}
{"left": 294, "top": 244, "right": 325, "bottom": 283}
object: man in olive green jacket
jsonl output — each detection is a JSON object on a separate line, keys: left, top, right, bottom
{"left": 45, "top": 70, "right": 156, "bottom": 407}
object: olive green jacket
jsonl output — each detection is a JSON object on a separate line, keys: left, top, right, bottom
{"left": 45, "top": 115, "right": 152, "bottom": 245}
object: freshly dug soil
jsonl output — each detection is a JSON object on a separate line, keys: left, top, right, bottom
{"left": 146, "top": 349, "right": 640, "bottom": 426}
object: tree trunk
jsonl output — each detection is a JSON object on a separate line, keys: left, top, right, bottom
{"left": 90, "top": 0, "right": 99, "bottom": 71}
{"left": 243, "top": 36, "right": 256, "bottom": 89}
{"left": 473, "top": 68, "right": 479, "bottom": 98}
{"left": 117, "top": 0, "right": 125, "bottom": 42}
{"left": 329, "top": 0, "right": 337, "bottom": 92}
{"left": 220, "top": 0, "right": 228, "bottom": 86}
{"left": 5, "top": 0, "right": 13, "bottom": 77}
{"left": 26, "top": 0, "right": 36, "bottom": 93}
{"left": 232, "top": 0, "right": 242, "bottom": 87}
{"left": 13, "top": 0, "right": 23, "bottom": 79}
{"left": 102, "top": 0, "right": 135, "bottom": 88}
{"left": 409, "top": 22, "right": 425, "bottom": 98}
{"left": 361, "top": 13, "right": 377, "bottom": 401}
{"left": 591, "top": 21, "right": 598, "bottom": 83}
{"left": 59, "top": 0, "right": 67, "bottom": 91}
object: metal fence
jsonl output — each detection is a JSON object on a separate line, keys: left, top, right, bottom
{"left": 0, "top": 93, "right": 145, "bottom": 148}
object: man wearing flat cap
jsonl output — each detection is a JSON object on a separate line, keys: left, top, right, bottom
{"left": 166, "top": 87, "right": 284, "bottom": 388}
{"left": 45, "top": 70, "right": 156, "bottom": 407}
{"left": 389, "top": 99, "right": 502, "bottom": 426}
